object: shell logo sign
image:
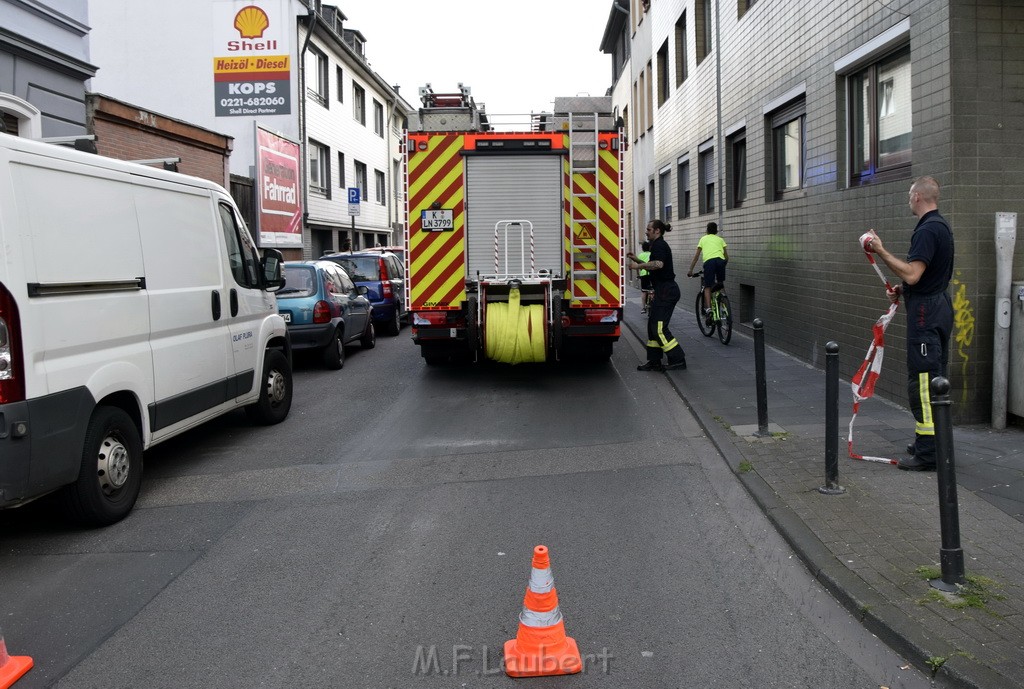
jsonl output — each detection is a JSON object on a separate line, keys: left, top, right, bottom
{"left": 213, "top": 1, "right": 290, "bottom": 117}
{"left": 234, "top": 5, "right": 269, "bottom": 39}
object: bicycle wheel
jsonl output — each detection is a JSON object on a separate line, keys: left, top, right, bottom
{"left": 696, "top": 290, "right": 714, "bottom": 337}
{"left": 717, "top": 294, "right": 733, "bottom": 345}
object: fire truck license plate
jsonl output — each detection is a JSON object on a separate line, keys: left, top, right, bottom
{"left": 421, "top": 209, "right": 454, "bottom": 231}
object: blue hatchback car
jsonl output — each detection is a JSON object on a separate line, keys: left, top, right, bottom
{"left": 276, "top": 261, "right": 375, "bottom": 369}
{"left": 323, "top": 250, "right": 406, "bottom": 336}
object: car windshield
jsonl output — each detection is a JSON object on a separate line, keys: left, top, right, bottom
{"left": 278, "top": 265, "right": 317, "bottom": 298}
{"left": 330, "top": 256, "right": 380, "bottom": 282}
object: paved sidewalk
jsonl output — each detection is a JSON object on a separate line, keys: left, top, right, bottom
{"left": 622, "top": 285, "right": 1024, "bottom": 689}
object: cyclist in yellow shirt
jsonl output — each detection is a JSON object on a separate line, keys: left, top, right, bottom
{"left": 687, "top": 222, "right": 729, "bottom": 322}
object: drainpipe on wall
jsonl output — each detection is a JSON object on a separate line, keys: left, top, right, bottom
{"left": 298, "top": 7, "right": 318, "bottom": 257}
{"left": 714, "top": 0, "right": 723, "bottom": 226}
{"left": 992, "top": 212, "right": 1017, "bottom": 429}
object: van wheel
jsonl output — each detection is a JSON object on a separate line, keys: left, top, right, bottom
{"left": 385, "top": 304, "right": 402, "bottom": 336}
{"left": 60, "top": 406, "right": 143, "bottom": 527}
{"left": 246, "top": 349, "right": 292, "bottom": 424}
{"left": 322, "top": 329, "right": 345, "bottom": 370}
{"left": 361, "top": 320, "right": 376, "bottom": 349}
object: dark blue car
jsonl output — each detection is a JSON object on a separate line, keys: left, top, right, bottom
{"left": 323, "top": 250, "right": 406, "bottom": 336}
{"left": 276, "top": 261, "right": 375, "bottom": 369}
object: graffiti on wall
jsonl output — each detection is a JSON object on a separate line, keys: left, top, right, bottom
{"left": 951, "top": 271, "right": 974, "bottom": 404}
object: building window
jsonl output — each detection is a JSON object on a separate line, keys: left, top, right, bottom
{"left": 738, "top": 0, "right": 757, "bottom": 18}
{"left": 646, "top": 59, "right": 654, "bottom": 129}
{"left": 697, "top": 0, "right": 712, "bottom": 64}
{"left": 309, "top": 139, "right": 330, "bottom": 197}
{"left": 698, "top": 144, "right": 715, "bottom": 214}
{"left": 354, "top": 160, "right": 367, "bottom": 198}
{"left": 635, "top": 74, "right": 644, "bottom": 138}
{"left": 849, "top": 46, "right": 911, "bottom": 186}
{"left": 770, "top": 99, "right": 805, "bottom": 199}
{"left": 353, "top": 83, "right": 366, "bottom": 125}
{"left": 727, "top": 129, "right": 747, "bottom": 208}
{"left": 336, "top": 67, "right": 344, "bottom": 102}
{"left": 337, "top": 152, "right": 346, "bottom": 188}
{"left": 675, "top": 11, "right": 688, "bottom": 87}
{"left": 648, "top": 179, "right": 656, "bottom": 221}
{"left": 659, "top": 168, "right": 672, "bottom": 220}
{"left": 305, "top": 46, "right": 328, "bottom": 105}
{"left": 677, "top": 156, "right": 691, "bottom": 219}
{"left": 657, "top": 40, "right": 670, "bottom": 107}
{"left": 622, "top": 105, "right": 629, "bottom": 141}
{"left": 375, "top": 169, "right": 386, "bottom": 204}
{"left": 374, "top": 99, "right": 384, "bottom": 137}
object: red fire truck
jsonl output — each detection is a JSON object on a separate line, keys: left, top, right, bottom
{"left": 404, "top": 85, "right": 625, "bottom": 365}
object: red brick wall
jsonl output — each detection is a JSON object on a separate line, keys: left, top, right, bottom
{"left": 87, "top": 94, "right": 233, "bottom": 188}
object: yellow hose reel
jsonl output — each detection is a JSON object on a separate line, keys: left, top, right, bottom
{"left": 484, "top": 288, "right": 547, "bottom": 364}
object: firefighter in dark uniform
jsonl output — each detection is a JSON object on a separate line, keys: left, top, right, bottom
{"left": 627, "top": 219, "right": 687, "bottom": 372}
{"left": 866, "top": 176, "right": 954, "bottom": 471}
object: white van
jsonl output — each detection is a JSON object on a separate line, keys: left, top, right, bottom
{"left": 0, "top": 133, "right": 293, "bottom": 526}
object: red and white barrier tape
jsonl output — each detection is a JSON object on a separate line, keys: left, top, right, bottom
{"left": 849, "top": 233, "right": 899, "bottom": 465}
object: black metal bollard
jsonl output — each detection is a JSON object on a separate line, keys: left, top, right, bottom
{"left": 928, "top": 376, "right": 967, "bottom": 591}
{"left": 819, "top": 342, "right": 845, "bottom": 495}
{"left": 753, "top": 318, "right": 769, "bottom": 437}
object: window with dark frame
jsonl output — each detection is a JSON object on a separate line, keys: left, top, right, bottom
{"left": 354, "top": 160, "right": 367, "bottom": 197}
{"left": 848, "top": 46, "right": 911, "bottom": 186}
{"left": 373, "top": 99, "right": 384, "bottom": 137}
{"left": 337, "top": 152, "right": 345, "bottom": 188}
{"left": 728, "top": 130, "right": 747, "bottom": 208}
{"left": 697, "top": 0, "right": 712, "bottom": 64}
{"left": 770, "top": 99, "right": 805, "bottom": 199}
{"left": 305, "top": 47, "right": 328, "bottom": 105}
{"left": 657, "top": 40, "right": 670, "bottom": 107}
{"left": 353, "top": 83, "right": 366, "bottom": 125}
{"left": 336, "top": 67, "right": 343, "bottom": 102}
{"left": 675, "top": 11, "right": 688, "bottom": 87}
{"left": 677, "top": 157, "right": 691, "bottom": 219}
{"left": 738, "top": 0, "right": 757, "bottom": 18}
{"left": 375, "top": 169, "right": 385, "bottom": 204}
{"left": 698, "top": 145, "right": 715, "bottom": 214}
{"left": 309, "top": 139, "right": 330, "bottom": 197}
{"left": 646, "top": 59, "right": 654, "bottom": 129}
{"left": 659, "top": 168, "right": 672, "bottom": 220}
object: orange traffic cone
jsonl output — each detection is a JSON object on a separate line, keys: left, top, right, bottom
{"left": 0, "top": 626, "right": 32, "bottom": 689}
{"left": 504, "top": 545, "right": 582, "bottom": 677}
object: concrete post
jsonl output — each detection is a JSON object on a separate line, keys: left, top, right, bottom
{"left": 992, "top": 212, "right": 1017, "bottom": 429}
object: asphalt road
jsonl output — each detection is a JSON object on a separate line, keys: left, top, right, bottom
{"left": 0, "top": 327, "right": 941, "bottom": 688}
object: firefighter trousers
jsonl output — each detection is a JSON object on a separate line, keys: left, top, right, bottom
{"left": 646, "top": 281, "right": 686, "bottom": 365}
{"left": 906, "top": 291, "right": 953, "bottom": 460}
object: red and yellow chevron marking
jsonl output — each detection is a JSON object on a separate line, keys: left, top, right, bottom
{"left": 563, "top": 137, "right": 622, "bottom": 307}
{"left": 407, "top": 134, "right": 467, "bottom": 310}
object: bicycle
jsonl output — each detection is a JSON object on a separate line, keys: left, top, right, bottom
{"left": 691, "top": 271, "right": 732, "bottom": 345}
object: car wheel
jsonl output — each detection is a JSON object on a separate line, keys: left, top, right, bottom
{"left": 246, "top": 349, "right": 293, "bottom": 424}
{"left": 361, "top": 319, "right": 376, "bottom": 349}
{"left": 385, "top": 303, "right": 402, "bottom": 336}
{"left": 60, "top": 406, "right": 143, "bottom": 527}
{"left": 322, "top": 328, "right": 345, "bottom": 369}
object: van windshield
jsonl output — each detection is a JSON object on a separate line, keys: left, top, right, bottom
{"left": 329, "top": 256, "right": 380, "bottom": 282}
{"left": 279, "top": 265, "right": 317, "bottom": 298}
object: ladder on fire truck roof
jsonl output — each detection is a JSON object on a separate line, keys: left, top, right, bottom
{"left": 568, "top": 111, "right": 601, "bottom": 302}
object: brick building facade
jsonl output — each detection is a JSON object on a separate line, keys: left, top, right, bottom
{"left": 87, "top": 94, "right": 233, "bottom": 188}
{"left": 621, "top": 0, "right": 1024, "bottom": 423}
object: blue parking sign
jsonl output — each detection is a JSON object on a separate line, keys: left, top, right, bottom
{"left": 347, "top": 187, "right": 361, "bottom": 204}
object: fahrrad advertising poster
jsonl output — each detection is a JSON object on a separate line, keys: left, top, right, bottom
{"left": 255, "top": 124, "right": 302, "bottom": 248}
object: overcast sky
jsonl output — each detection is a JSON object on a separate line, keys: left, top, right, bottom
{"left": 340, "top": 0, "right": 616, "bottom": 118}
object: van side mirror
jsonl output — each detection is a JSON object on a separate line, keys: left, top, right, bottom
{"left": 261, "top": 249, "right": 285, "bottom": 291}
{"left": 357, "top": 285, "right": 369, "bottom": 296}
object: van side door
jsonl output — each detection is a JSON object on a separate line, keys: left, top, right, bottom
{"left": 216, "top": 201, "right": 272, "bottom": 397}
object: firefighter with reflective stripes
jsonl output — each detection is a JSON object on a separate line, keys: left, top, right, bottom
{"left": 865, "top": 176, "right": 954, "bottom": 471}
{"left": 627, "top": 219, "right": 687, "bottom": 372}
